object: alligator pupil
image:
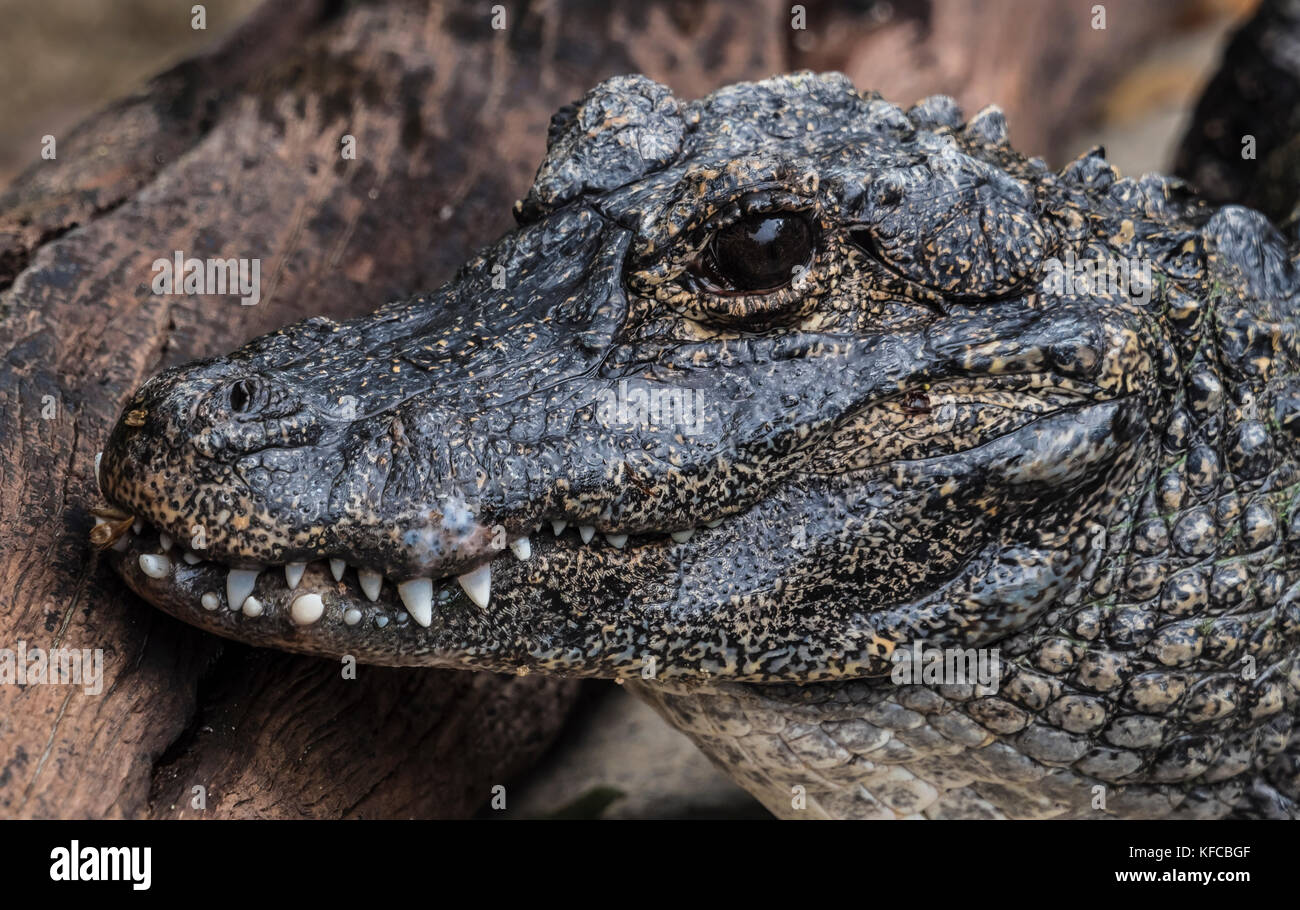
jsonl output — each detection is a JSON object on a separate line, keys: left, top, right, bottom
{"left": 708, "top": 213, "right": 813, "bottom": 292}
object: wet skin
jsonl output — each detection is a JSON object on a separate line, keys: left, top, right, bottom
{"left": 97, "top": 74, "right": 1300, "bottom": 818}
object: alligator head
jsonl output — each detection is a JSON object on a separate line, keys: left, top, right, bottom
{"left": 98, "top": 71, "right": 1136, "bottom": 671}
{"left": 98, "top": 73, "right": 1300, "bottom": 817}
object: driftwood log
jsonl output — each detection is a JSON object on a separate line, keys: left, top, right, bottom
{"left": 0, "top": 0, "right": 1195, "bottom": 818}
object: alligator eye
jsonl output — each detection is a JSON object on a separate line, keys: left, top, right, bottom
{"left": 698, "top": 213, "right": 815, "bottom": 293}
{"left": 228, "top": 379, "right": 258, "bottom": 413}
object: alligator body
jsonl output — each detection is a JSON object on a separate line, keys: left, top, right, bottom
{"left": 96, "top": 72, "right": 1300, "bottom": 819}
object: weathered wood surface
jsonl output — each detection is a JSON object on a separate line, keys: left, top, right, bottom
{"left": 0, "top": 0, "right": 1199, "bottom": 819}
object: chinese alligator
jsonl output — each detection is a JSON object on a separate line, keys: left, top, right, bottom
{"left": 93, "top": 72, "right": 1300, "bottom": 819}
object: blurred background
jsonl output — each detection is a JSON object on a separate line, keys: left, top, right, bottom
{"left": 0, "top": 0, "right": 1259, "bottom": 187}
{"left": 0, "top": 0, "right": 262, "bottom": 185}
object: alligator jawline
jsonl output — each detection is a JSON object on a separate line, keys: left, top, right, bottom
{"left": 98, "top": 506, "right": 732, "bottom": 631}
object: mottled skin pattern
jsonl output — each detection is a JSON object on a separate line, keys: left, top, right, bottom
{"left": 96, "top": 73, "right": 1300, "bottom": 818}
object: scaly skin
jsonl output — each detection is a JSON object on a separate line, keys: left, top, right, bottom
{"left": 96, "top": 73, "right": 1300, "bottom": 818}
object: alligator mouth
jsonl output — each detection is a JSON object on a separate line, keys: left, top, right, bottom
{"left": 95, "top": 488, "right": 726, "bottom": 634}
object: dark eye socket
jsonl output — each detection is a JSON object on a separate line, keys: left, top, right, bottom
{"left": 697, "top": 213, "right": 815, "bottom": 293}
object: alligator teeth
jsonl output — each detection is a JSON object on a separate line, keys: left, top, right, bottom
{"left": 285, "top": 562, "right": 306, "bottom": 589}
{"left": 159, "top": 532, "right": 173, "bottom": 552}
{"left": 241, "top": 596, "right": 263, "bottom": 617}
{"left": 329, "top": 558, "right": 346, "bottom": 581}
{"left": 94, "top": 451, "right": 103, "bottom": 492}
{"left": 509, "top": 537, "right": 531, "bottom": 560}
{"left": 457, "top": 564, "right": 491, "bottom": 609}
{"left": 704, "top": 518, "right": 724, "bottom": 528}
{"left": 182, "top": 550, "right": 203, "bottom": 565}
{"left": 358, "top": 568, "right": 383, "bottom": 602}
{"left": 551, "top": 520, "right": 567, "bottom": 535}
{"left": 226, "top": 568, "right": 261, "bottom": 611}
{"left": 398, "top": 578, "right": 433, "bottom": 627}
{"left": 200, "top": 591, "right": 220, "bottom": 611}
{"left": 290, "top": 592, "right": 324, "bottom": 626}
{"left": 343, "top": 608, "right": 363, "bottom": 626}
{"left": 579, "top": 525, "right": 595, "bottom": 544}
{"left": 671, "top": 529, "right": 695, "bottom": 543}
{"left": 604, "top": 533, "right": 627, "bottom": 548}
{"left": 138, "top": 554, "right": 170, "bottom": 578}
